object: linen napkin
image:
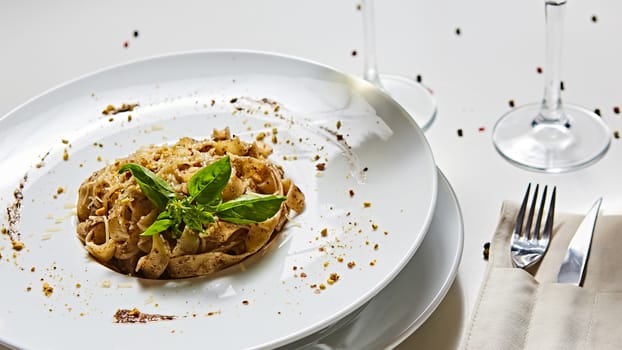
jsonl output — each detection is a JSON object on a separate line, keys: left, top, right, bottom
{"left": 464, "top": 201, "right": 622, "bottom": 350}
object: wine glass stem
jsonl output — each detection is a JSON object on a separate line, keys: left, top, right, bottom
{"left": 362, "top": 0, "right": 384, "bottom": 88}
{"left": 539, "top": 0, "right": 568, "bottom": 124}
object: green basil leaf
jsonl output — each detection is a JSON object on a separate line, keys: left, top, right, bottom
{"left": 118, "top": 163, "right": 176, "bottom": 210}
{"left": 188, "top": 156, "right": 232, "bottom": 205}
{"left": 216, "top": 193, "right": 286, "bottom": 224}
{"left": 142, "top": 211, "right": 174, "bottom": 236}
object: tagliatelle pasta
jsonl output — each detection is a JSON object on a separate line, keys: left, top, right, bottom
{"left": 76, "top": 128, "right": 304, "bottom": 279}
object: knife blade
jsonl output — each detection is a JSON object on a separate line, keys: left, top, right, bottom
{"left": 556, "top": 198, "right": 602, "bottom": 286}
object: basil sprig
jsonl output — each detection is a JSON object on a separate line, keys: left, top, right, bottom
{"left": 118, "top": 155, "right": 286, "bottom": 238}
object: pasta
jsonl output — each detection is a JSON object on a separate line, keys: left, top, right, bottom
{"left": 76, "top": 128, "right": 305, "bottom": 279}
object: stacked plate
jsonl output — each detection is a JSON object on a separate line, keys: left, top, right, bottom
{"left": 0, "top": 51, "right": 463, "bottom": 349}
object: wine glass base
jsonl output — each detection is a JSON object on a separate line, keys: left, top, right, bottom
{"left": 492, "top": 103, "right": 611, "bottom": 172}
{"left": 378, "top": 74, "right": 437, "bottom": 131}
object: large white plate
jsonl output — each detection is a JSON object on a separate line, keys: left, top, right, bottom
{"left": 0, "top": 50, "right": 437, "bottom": 349}
{"left": 286, "top": 169, "right": 463, "bottom": 349}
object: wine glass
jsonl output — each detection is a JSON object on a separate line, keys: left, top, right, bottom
{"left": 361, "top": 0, "right": 437, "bottom": 131}
{"left": 492, "top": 0, "right": 610, "bottom": 172}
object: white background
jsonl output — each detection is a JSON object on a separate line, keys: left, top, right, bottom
{"left": 2, "top": 1, "right": 622, "bottom": 348}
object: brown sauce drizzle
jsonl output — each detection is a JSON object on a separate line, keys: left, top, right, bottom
{"left": 113, "top": 308, "right": 176, "bottom": 323}
{"left": 4, "top": 174, "right": 27, "bottom": 247}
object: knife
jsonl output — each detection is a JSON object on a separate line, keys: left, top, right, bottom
{"left": 556, "top": 198, "right": 602, "bottom": 286}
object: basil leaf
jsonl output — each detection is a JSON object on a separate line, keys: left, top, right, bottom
{"left": 142, "top": 211, "right": 174, "bottom": 236}
{"left": 118, "top": 163, "right": 176, "bottom": 210}
{"left": 216, "top": 193, "right": 286, "bottom": 224}
{"left": 188, "top": 156, "right": 232, "bottom": 205}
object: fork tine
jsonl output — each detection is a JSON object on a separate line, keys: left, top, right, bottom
{"left": 511, "top": 184, "right": 554, "bottom": 269}
{"left": 514, "top": 183, "right": 531, "bottom": 237}
{"left": 542, "top": 186, "right": 556, "bottom": 240}
{"left": 524, "top": 184, "right": 539, "bottom": 239}
{"left": 533, "top": 185, "right": 548, "bottom": 239}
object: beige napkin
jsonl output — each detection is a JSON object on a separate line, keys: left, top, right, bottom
{"left": 464, "top": 201, "right": 622, "bottom": 350}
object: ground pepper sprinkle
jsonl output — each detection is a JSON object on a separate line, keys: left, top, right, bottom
{"left": 42, "top": 282, "right": 54, "bottom": 297}
{"left": 614, "top": 131, "right": 620, "bottom": 139}
{"left": 327, "top": 273, "right": 340, "bottom": 285}
{"left": 594, "top": 108, "right": 601, "bottom": 116}
{"left": 614, "top": 106, "right": 620, "bottom": 114}
{"left": 11, "top": 240, "right": 24, "bottom": 251}
{"left": 536, "top": 67, "right": 543, "bottom": 74}
{"left": 457, "top": 129, "right": 463, "bottom": 137}
{"left": 509, "top": 100, "right": 515, "bottom": 108}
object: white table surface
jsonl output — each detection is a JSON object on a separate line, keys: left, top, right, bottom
{"left": 2, "top": 1, "right": 622, "bottom": 349}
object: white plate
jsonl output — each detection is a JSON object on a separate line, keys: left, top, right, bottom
{"left": 0, "top": 51, "right": 437, "bottom": 349}
{"left": 286, "top": 169, "right": 463, "bottom": 349}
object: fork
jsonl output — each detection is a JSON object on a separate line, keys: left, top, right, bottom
{"left": 510, "top": 183, "right": 556, "bottom": 269}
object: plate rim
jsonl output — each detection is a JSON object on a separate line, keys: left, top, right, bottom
{"left": 389, "top": 169, "right": 464, "bottom": 347}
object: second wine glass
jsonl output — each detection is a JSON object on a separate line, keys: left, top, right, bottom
{"left": 492, "top": 0, "right": 610, "bottom": 172}
{"left": 361, "top": 0, "right": 437, "bottom": 131}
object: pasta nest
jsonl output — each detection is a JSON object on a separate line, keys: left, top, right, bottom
{"left": 76, "top": 128, "right": 305, "bottom": 279}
